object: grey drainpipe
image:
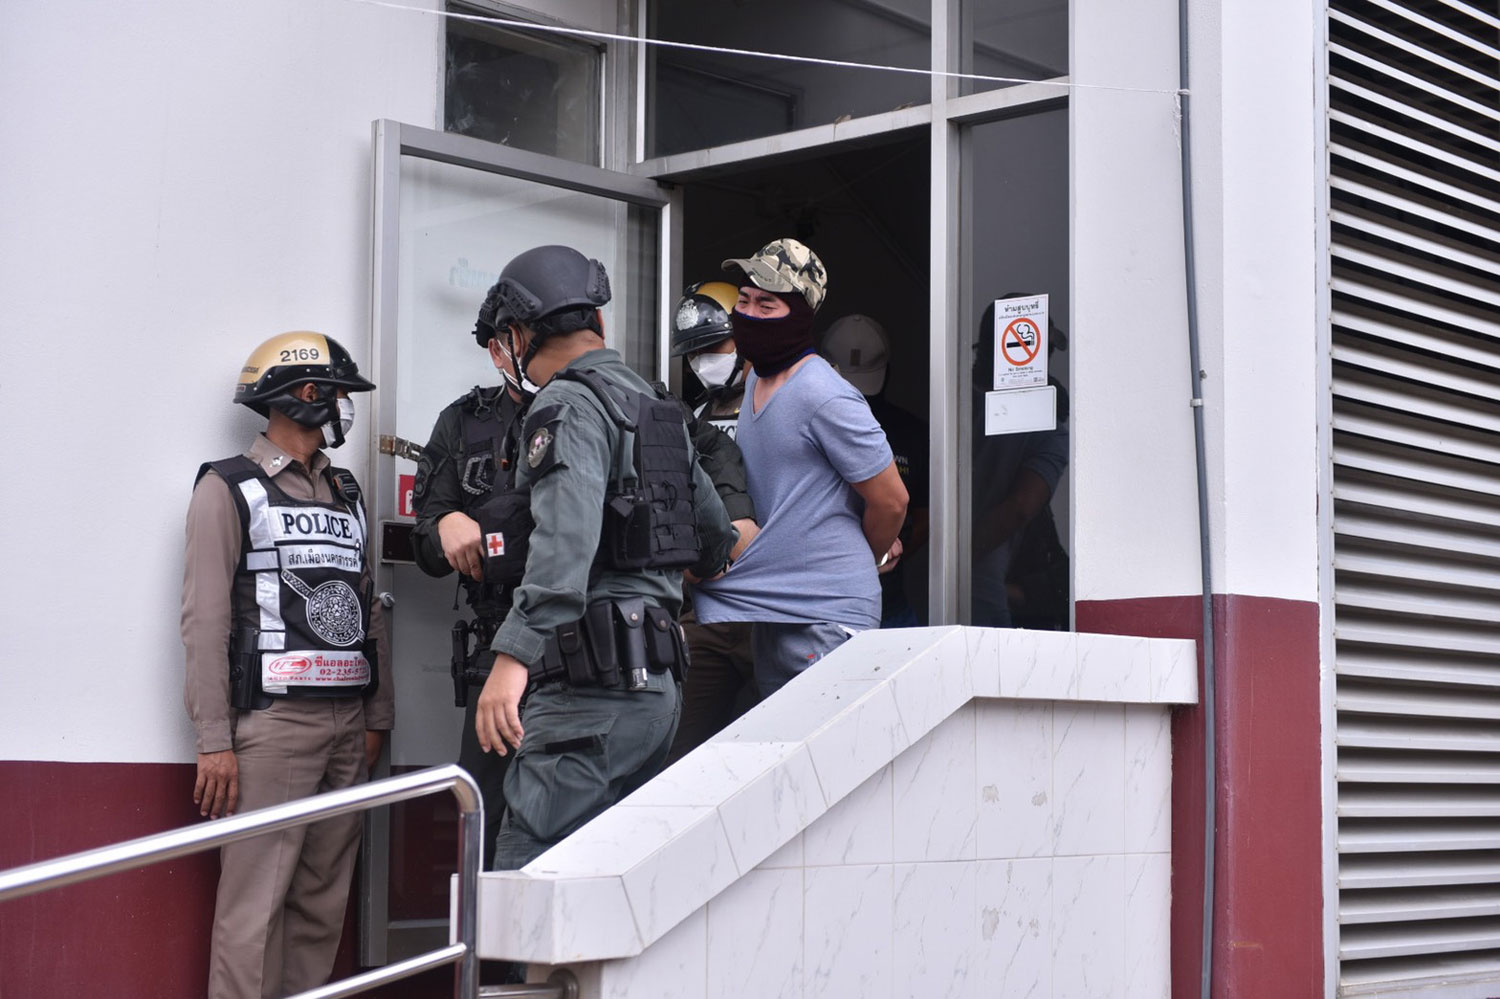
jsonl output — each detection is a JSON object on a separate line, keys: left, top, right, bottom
{"left": 1174, "top": 2, "right": 1218, "bottom": 998}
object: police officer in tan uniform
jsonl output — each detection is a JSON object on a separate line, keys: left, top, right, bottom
{"left": 181, "top": 332, "right": 394, "bottom": 999}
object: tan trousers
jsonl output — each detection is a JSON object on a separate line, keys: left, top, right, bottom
{"left": 208, "top": 697, "right": 367, "bottom": 999}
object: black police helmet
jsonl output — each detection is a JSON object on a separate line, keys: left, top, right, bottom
{"left": 669, "top": 281, "right": 739, "bottom": 357}
{"left": 493, "top": 245, "right": 611, "bottom": 333}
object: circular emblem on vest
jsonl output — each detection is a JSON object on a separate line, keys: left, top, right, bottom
{"left": 527, "top": 426, "right": 554, "bottom": 468}
{"left": 306, "top": 579, "right": 363, "bottom": 647}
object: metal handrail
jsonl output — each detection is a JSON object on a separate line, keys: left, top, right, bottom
{"left": 0, "top": 764, "right": 483, "bottom": 999}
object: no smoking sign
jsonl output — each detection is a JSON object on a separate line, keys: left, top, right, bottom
{"left": 992, "top": 293, "right": 1049, "bottom": 390}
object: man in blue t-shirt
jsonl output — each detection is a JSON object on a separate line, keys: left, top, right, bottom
{"left": 694, "top": 238, "right": 909, "bottom": 696}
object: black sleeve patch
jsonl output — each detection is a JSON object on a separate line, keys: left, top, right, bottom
{"left": 522, "top": 404, "right": 567, "bottom": 481}
{"left": 412, "top": 454, "right": 434, "bottom": 508}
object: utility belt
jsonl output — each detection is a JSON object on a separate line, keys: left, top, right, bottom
{"left": 532, "top": 597, "right": 687, "bottom": 692}
{"left": 448, "top": 598, "right": 687, "bottom": 703}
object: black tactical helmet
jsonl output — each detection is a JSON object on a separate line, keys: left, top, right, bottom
{"left": 234, "top": 331, "right": 376, "bottom": 418}
{"left": 669, "top": 281, "right": 739, "bottom": 357}
{"left": 492, "top": 245, "right": 611, "bottom": 330}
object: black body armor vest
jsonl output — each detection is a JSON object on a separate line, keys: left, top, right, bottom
{"left": 556, "top": 368, "right": 700, "bottom": 572}
{"left": 457, "top": 387, "right": 533, "bottom": 597}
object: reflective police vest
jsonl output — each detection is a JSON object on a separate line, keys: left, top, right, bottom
{"left": 200, "top": 456, "right": 374, "bottom": 698}
{"left": 555, "top": 368, "right": 700, "bottom": 571}
{"left": 699, "top": 411, "right": 738, "bottom": 441}
{"left": 694, "top": 386, "right": 744, "bottom": 442}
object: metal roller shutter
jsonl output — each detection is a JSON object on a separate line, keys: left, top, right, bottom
{"left": 1329, "top": 1, "right": 1500, "bottom": 995}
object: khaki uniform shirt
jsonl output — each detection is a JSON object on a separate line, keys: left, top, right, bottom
{"left": 181, "top": 434, "right": 394, "bottom": 754}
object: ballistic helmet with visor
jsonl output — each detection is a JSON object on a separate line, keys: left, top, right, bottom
{"left": 670, "top": 281, "right": 739, "bottom": 357}
{"left": 492, "top": 245, "right": 611, "bottom": 330}
{"left": 234, "top": 331, "right": 376, "bottom": 417}
{"left": 821, "top": 314, "right": 890, "bottom": 397}
{"left": 722, "top": 237, "right": 828, "bottom": 313}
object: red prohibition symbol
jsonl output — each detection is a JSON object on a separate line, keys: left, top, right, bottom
{"left": 1001, "top": 317, "right": 1042, "bottom": 367}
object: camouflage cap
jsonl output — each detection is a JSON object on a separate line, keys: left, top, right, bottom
{"left": 722, "top": 237, "right": 828, "bottom": 312}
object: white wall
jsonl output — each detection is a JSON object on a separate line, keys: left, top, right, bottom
{"left": 1211, "top": 0, "right": 1320, "bottom": 602}
{"left": 1070, "top": 0, "right": 1321, "bottom": 604}
{"left": 0, "top": 0, "right": 442, "bottom": 763}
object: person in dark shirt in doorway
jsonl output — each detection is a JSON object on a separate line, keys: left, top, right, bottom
{"left": 821, "top": 313, "right": 930, "bottom": 627}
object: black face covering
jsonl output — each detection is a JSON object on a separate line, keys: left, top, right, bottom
{"left": 730, "top": 294, "right": 817, "bottom": 376}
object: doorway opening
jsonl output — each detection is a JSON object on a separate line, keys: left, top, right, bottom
{"left": 669, "top": 133, "right": 934, "bottom": 622}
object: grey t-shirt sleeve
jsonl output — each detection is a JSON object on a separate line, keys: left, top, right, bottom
{"left": 810, "top": 391, "right": 895, "bottom": 485}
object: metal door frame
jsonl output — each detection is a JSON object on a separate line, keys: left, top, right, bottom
{"left": 362, "top": 118, "right": 680, "bottom": 964}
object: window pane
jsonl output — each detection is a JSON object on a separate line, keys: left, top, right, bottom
{"left": 445, "top": 7, "right": 601, "bottom": 164}
{"left": 649, "top": 0, "right": 931, "bottom": 158}
{"left": 960, "top": 0, "right": 1068, "bottom": 97}
{"left": 962, "top": 109, "right": 1070, "bottom": 629}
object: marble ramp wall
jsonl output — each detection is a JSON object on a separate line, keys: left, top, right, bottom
{"left": 485, "top": 627, "right": 1190, "bottom": 999}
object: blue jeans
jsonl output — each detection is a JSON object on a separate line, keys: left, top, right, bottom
{"left": 750, "top": 621, "right": 861, "bottom": 698}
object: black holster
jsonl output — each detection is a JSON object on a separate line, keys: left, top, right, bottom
{"left": 229, "top": 625, "right": 269, "bottom": 711}
{"left": 450, "top": 617, "right": 500, "bottom": 708}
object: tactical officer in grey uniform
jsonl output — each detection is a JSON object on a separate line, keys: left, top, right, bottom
{"left": 471, "top": 245, "right": 738, "bottom": 871}
{"left": 410, "top": 288, "right": 534, "bottom": 865}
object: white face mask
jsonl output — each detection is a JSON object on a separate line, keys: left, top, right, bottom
{"left": 322, "top": 397, "right": 356, "bottom": 449}
{"left": 498, "top": 333, "right": 543, "bottom": 400}
{"left": 688, "top": 350, "right": 740, "bottom": 390}
{"left": 497, "top": 364, "right": 542, "bottom": 400}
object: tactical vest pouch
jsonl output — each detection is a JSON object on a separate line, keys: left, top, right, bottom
{"left": 644, "top": 605, "right": 688, "bottom": 682}
{"left": 600, "top": 395, "right": 700, "bottom": 571}
{"left": 613, "top": 597, "right": 650, "bottom": 692}
{"left": 557, "top": 369, "right": 701, "bottom": 573}
{"left": 604, "top": 494, "right": 656, "bottom": 570}
{"left": 584, "top": 601, "right": 622, "bottom": 689}
{"left": 556, "top": 620, "right": 594, "bottom": 687}
{"left": 474, "top": 489, "right": 534, "bottom": 587}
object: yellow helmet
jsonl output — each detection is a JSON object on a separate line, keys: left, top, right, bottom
{"left": 670, "top": 281, "right": 740, "bottom": 356}
{"left": 233, "top": 331, "right": 376, "bottom": 418}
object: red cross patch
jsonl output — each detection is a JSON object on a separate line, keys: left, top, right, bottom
{"left": 485, "top": 532, "right": 505, "bottom": 557}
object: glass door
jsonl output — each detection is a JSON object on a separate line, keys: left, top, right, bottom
{"left": 361, "top": 119, "right": 680, "bottom": 964}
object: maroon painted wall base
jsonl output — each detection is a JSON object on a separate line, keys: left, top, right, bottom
{"left": 1077, "top": 594, "right": 1324, "bottom": 999}
{"left": 0, "top": 760, "right": 459, "bottom": 999}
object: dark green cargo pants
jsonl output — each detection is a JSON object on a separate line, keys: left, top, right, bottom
{"left": 493, "top": 669, "right": 680, "bottom": 871}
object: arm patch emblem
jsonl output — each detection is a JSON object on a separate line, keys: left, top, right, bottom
{"left": 412, "top": 455, "right": 434, "bottom": 508}
{"left": 522, "top": 403, "right": 567, "bottom": 480}
{"left": 527, "top": 427, "right": 554, "bottom": 468}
